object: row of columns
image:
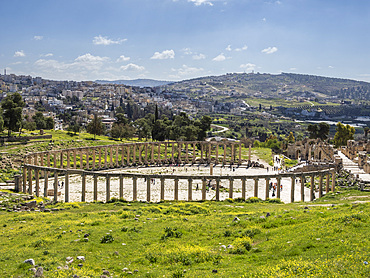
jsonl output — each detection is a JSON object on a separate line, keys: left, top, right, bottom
{"left": 21, "top": 166, "right": 336, "bottom": 203}
{"left": 27, "top": 142, "right": 245, "bottom": 170}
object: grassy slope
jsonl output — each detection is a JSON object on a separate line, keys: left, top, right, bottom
{"left": 0, "top": 190, "right": 369, "bottom": 277}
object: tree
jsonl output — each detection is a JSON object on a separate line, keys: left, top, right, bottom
{"left": 33, "top": 112, "right": 46, "bottom": 130}
{"left": 364, "top": 126, "right": 370, "bottom": 138}
{"left": 86, "top": 114, "right": 105, "bottom": 139}
{"left": 287, "top": 132, "right": 295, "bottom": 143}
{"left": 1, "top": 92, "right": 25, "bottom": 136}
{"left": 307, "top": 122, "right": 329, "bottom": 140}
{"left": 45, "top": 117, "right": 55, "bottom": 130}
{"left": 333, "top": 122, "right": 355, "bottom": 147}
{"left": 134, "top": 118, "right": 152, "bottom": 140}
{"left": 111, "top": 123, "right": 135, "bottom": 141}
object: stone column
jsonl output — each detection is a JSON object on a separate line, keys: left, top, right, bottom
{"left": 202, "top": 178, "right": 207, "bottom": 201}
{"left": 164, "top": 143, "right": 168, "bottom": 163}
{"left": 44, "top": 170, "right": 48, "bottom": 197}
{"left": 310, "top": 175, "right": 315, "bottom": 201}
{"left": 242, "top": 178, "right": 246, "bottom": 199}
{"left": 201, "top": 143, "right": 204, "bottom": 163}
{"left": 208, "top": 143, "right": 211, "bottom": 163}
{"left": 147, "top": 177, "right": 151, "bottom": 202}
{"left": 157, "top": 143, "right": 161, "bottom": 164}
{"left": 60, "top": 151, "right": 63, "bottom": 169}
{"left": 326, "top": 173, "right": 330, "bottom": 192}
{"left": 231, "top": 144, "right": 235, "bottom": 164}
{"left": 92, "top": 148, "right": 96, "bottom": 169}
{"left": 121, "top": 145, "right": 125, "bottom": 166}
{"left": 178, "top": 142, "right": 182, "bottom": 164}
{"left": 185, "top": 143, "right": 189, "bottom": 163}
{"left": 86, "top": 149, "right": 90, "bottom": 170}
{"left": 249, "top": 144, "right": 252, "bottom": 161}
{"left": 277, "top": 177, "right": 281, "bottom": 199}
{"left": 23, "top": 167, "right": 27, "bottom": 193}
{"left": 106, "top": 176, "right": 110, "bottom": 202}
{"left": 239, "top": 142, "right": 242, "bottom": 164}
{"left": 300, "top": 175, "right": 305, "bottom": 201}
{"left": 116, "top": 146, "right": 120, "bottom": 167}
{"left": 291, "top": 176, "right": 295, "bottom": 203}
{"left": 229, "top": 178, "right": 234, "bottom": 199}
{"left": 47, "top": 152, "right": 50, "bottom": 167}
{"left": 160, "top": 177, "right": 165, "bottom": 200}
{"left": 119, "top": 175, "right": 123, "bottom": 199}
{"left": 34, "top": 154, "right": 38, "bottom": 166}
{"left": 265, "top": 178, "right": 270, "bottom": 200}
{"left": 53, "top": 171, "right": 58, "bottom": 201}
{"left": 40, "top": 153, "right": 44, "bottom": 167}
{"left": 28, "top": 168, "right": 32, "bottom": 195}
{"left": 65, "top": 172, "right": 69, "bottom": 202}
{"left": 223, "top": 144, "right": 227, "bottom": 164}
{"left": 331, "top": 171, "right": 335, "bottom": 192}
{"left": 99, "top": 148, "right": 102, "bottom": 169}
{"left": 145, "top": 144, "right": 149, "bottom": 164}
{"left": 81, "top": 173, "right": 86, "bottom": 202}
{"left": 138, "top": 144, "right": 142, "bottom": 164}
{"left": 80, "top": 149, "right": 84, "bottom": 170}
{"left": 104, "top": 147, "right": 108, "bottom": 168}
{"left": 133, "top": 177, "right": 137, "bottom": 201}
{"left": 110, "top": 146, "right": 113, "bottom": 168}
{"left": 93, "top": 175, "right": 98, "bottom": 201}
{"left": 254, "top": 178, "right": 259, "bottom": 198}
{"left": 14, "top": 175, "right": 21, "bottom": 192}
{"left": 174, "top": 178, "right": 179, "bottom": 200}
{"left": 319, "top": 174, "right": 323, "bottom": 198}
{"left": 151, "top": 143, "right": 155, "bottom": 164}
{"left": 308, "top": 147, "right": 312, "bottom": 160}
{"left": 215, "top": 178, "right": 220, "bottom": 201}
{"left": 210, "top": 164, "right": 213, "bottom": 175}
{"left": 188, "top": 178, "right": 192, "bottom": 201}
{"left": 192, "top": 143, "right": 196, "bottom": 164}
{"left": 53, "top": 152, "right": 57, "bottom": 168}
{"left": 127, "top": 145, "right": 130, "bottom": 165}
{"left": 67, "top": 151, "right": 70, "bottom": 168}
{"left": 215, "top": 143, "right": 219, "bottom": 164}
{"left": 35, "top": 169, "right": 39, "bottom": 197}
{"left": 73, "top": 150, "right": 77, "bottom": 169}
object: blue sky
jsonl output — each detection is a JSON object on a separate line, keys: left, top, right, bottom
{"left": 1, "top": 0, "right": 370, "bottom": 82}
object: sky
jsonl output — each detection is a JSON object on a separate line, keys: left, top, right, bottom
{"left": 1, "top": 0, "right": 370, "bottom": 82}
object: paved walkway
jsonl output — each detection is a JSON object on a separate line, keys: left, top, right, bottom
{"left": 337, "top": 151, "right": 370, "bottom": 182}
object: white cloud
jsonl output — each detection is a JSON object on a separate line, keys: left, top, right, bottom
{"left": 120, "top": 63, "right": 145, "bottom": 72}
{"left": 235, "top": 45, "right": 248, "bottom": 51}
{"left": 328, "top": 65, "right": 334, "bottom": 69}
{"left": 226, "top": 45, "right": 232, "bottom": 51}
{"left": 192, "top": 53, "right": 206, "bottom": 60}
{"left": 42, "top": 53, "right": 53, "bottom": 57}
{"left": 289, "top": 67, "right": 297, "bottom": 71}
{"left": 14, "top": 50, "right": 26, "bottom": 57}
{"left": 150, "top": 49, "right": 175, "bottom": 60}
{"left": 170, "top": 65, "right": 204, "bottom": 79}
{"left": 117, "top": 55, "right": 130, "bottom": 62}
{"left": 212, "top": 53, "right": 226, "bottom": 62}
{"left": 93, "top": 35, "right": 127, "bottom": 45}
{"left": 34, "top": 36, "right": 43, "bottom": 40}
{"left": 240, "top": 63, "right": 256, "bottom": 71}
{"left": 182, "top": 48, "right": 193, "bottom": 55}
{"left": 261, "top": 46, "right": 278, "bottom": 54}
{"left": 262, "top": 18, "right": 267, "bottom": 22}
{"left": 188, "top": 0, "right": 213, "bottom": 6}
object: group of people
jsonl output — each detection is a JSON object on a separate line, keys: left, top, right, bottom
{"left": 269, "top": 181, "right": 282, "bottom": 197}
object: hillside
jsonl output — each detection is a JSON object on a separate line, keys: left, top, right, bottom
{"left": 96, "top": 79, "right": 172, "bottom": 88}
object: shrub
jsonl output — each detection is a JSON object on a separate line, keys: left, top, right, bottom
{"left": 161, "top": 227, "right": 182, "bottom": 240}
{"left": 100, "top": 234, "right": 114, "bottom": 243}
{"left": 244, "top": 228, "right": 261, "bottom": 238}
{"left": 224, "top": 230, "right": 232, "bottom": 237}
{"left": 246, "top": 197, "right": 262, "bottom": 203}
{"left": 266, "top": 198, "right": 283, "bottom": 204}
{"left": 230, "top": 237, "right": 253, "bottom": 254}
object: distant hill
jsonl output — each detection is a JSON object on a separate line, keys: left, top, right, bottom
{"left": 96, "top": 79, "right": 172, "bottom": 88}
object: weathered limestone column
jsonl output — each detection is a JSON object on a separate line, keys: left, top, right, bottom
{"left": 277, "top": 177, "right": 281, "bottom": 199}
{"left": 310, "top": 174, "right": 315, "bottom": 201}
{"left": 174, "top": 178, "right": 179, "bottom": 200}
{"left": 23, "top": 167, "right": 27, "bottom": 193}
{"left": 308, "top": 147, "right": 312, "bottom": 160}
{"left": 238, "top": 142, "right": 242, "bottom": 164}
{"left": 291, "top": 176, "right": 295, "bottom": 203}
{"left": 80, "top": 149, "right": 84, "bottom": 170}
{"left": 93, "top": 175, "right": 98, "bottom": 201}
{"left": 254, "top": 178, "right": 259, "bottom": 198}
{"left": 119, "top": 175, "right": 123, "bottom": 199}
{"left": 99, "top": 148, "right": 102, "bottom": 169}
{"left": 138, "top": 144, "right": 143, "bottom": 164}
{"left": 67, "top": 151, "right": 70, "bottom": 168}
{"left": 185, "top": 143, "right": 189, "bottom": 163}
{"left": 202, "top": 178, "right": 207, "bottom": 200}
{"left": 210, "top": 164, "right": 213, "bottom": 175}
{"left": 132, "top": 145, "right": 136, "bottom": 165}
{"left": 104, "top": 147, "right": 108, "bottom": 168}
{"left": 147, "top": 177, "right": 151, "bottom": 202}
{"left": 192, "top": 143, "right": 196, "bottom": 164}
{"left": 110, "top": 146, "right": 113, "bottom": 168}
{"left": 208, "top": 143, "right": 211, "bottom": 163}
{"left": 231, "top": 144, "right": 235, "bottom": 164}
{"left": 160, "top": 177, "right": 165, "bottom": 200}
{"left": 28, "top": 168, "right": 32, "bottom": 195}
{"left": 65, "top": 172, "right": 69, "bottom": 202}
{"left": 331, "top": 171, "right": 335, "bottom": 192}
{"left": 319, "top": 174, "right": 323, "bottom": 198}
{"left": 145, "top": 144, "right": 149, "bottom": 164}
{"left": 92, "top": 148, "right": 96, "bottom": 169}
{"left": 44, "top": 171, "right": 49, "bottom": 197}
{"left": 60, "top": 151, "right": 63, "bottom": 169}
{"left": 106, "top": 175, "right": 111, "bottom": 202}
{"left": 265, "top": 178, "right": 270, "bottom": 200}
{"left": 157, "top": 143, "right": 161, "bottom": 164}
{"left": 53, "top": 152, "right": 57, "bottom": 168}
{"left": 73, "top": 150, "right": 77, "bottom": 169}
{"left": 223, "top": 144, "right": 227, "bottom": 164}
{"left": 47, "top": 152, "right": 50, "bottom": 167}
{"left": 151, "top": 143, "right": 155, "bottom": 164}
{"left": 81, "top": 173, "right": 86, "bottom": 202}
{"left": 53, "top": 171, "right": 58, "bottom": 201}
{"left": 200, "top": 143, "right": 204, "bottom": 163}
{"left": 121, "top": 145, "right": 125, "bottom": 166}
{"left": 188, "top": 178, "right": 192, "bottom": 201}
{"left": 215, "top": 143, "right": 219, "bottom": 164}
{"left": 326, "top": 173, "right": 330, "bottom": 192}
{"left": 249, "top": 144, "right": 252, "bottom": 161}
{"left": 164, "top": 143, "right": 168, "bottom": 163}
{"left": 127, "top": 145, "right": 130, "bottom": 165}
{"left": 300, "top": 175, "right": 305, "bottom": 201}
{"left": 40, "top": 153, "right": 44, "bottom": 167}
{"left": 241, "top": 178, "right": 246, "bottom": 199}
{"left": 34, "top": 154, "right": 38, "bottom": 166}
{"left": 178, "top": 142, "right": 182, "bottom": 163}
{"left": 229, "top": 178, "right": 234, "bottom": 199}
{"left": 85, "top": 149, "right": 89, "bottom": 170}
{"left": 215, "top": 178, "right": 220, "bottom": 201}
{"left": 133, "top": 177, "right": 137, "bottom": 201}
{"left": 35, "top": 169, "right": 40, "bottom": 197}
{"left": 116, "top": 146, "right": 120, "bottom": 167}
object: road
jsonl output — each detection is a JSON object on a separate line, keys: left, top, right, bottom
{"left": 211, "top": 124, "right": 229, "bottom": 134}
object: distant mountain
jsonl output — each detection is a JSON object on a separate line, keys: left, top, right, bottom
{"left": 95, "top": 79, "right": 172, "bottom": 87}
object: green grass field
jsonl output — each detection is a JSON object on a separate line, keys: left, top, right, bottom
{"left": 0, "top": 190, "right": 369, "bottom": 277}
